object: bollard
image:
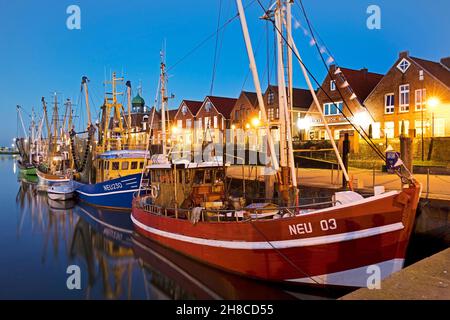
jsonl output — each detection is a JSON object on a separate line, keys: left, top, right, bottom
{"left": 400, "top": 135, "right": 413, "bottom": 173}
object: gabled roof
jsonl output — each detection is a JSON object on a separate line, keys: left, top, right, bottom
{"left": 242, "top": 91, "right": 258, "bottom": 106}
{"left": 205, "top": 96, "right": 237, "bottom": 118}
{"left": 410, "top": 56, "right": 450, "bottom": 88}
{"left": 266, "top": 85, "right": 314, "bottom": 108}
{"left": 183, "top": 99, "right": 203, "bottom": 115}
{"left": 339, "top": 67, "right": 384, "bottom": 101}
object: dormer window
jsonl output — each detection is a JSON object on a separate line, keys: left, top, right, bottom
{"left": 397, "top": 58, "right": 411, "bottom": 73}
{"left": 330, "top": 80, "right": 336, "bottom": 91}
{"left": 205, "top": 101, "right": 212, "bottom": 112}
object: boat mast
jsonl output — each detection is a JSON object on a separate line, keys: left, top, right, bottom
{"left": 103, "top": 72, "right": 125, "bottom": 151}
{"left": 51, "top": 92, "right": 59, "bottom": 154}
{"left": 126, "top": 80, "right": 132, "bottom": 145}
{"left": 160, "top": 50, "right": 167, "bottom": 157}
{"left": 235, "top": 0, "right": 279, "bottom": 174}
{"left": 81, "top": 76, "right": 92, "bottom": 127}
{"left": 30, "top": 107, "right": 35, "bottom": 164}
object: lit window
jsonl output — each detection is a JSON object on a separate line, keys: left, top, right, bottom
{"left": 121, "top": 161, "right": 129, "bottom": 170}
{"left": 372, "top": 122, "right": 381, "bottom": 139}
{"left": 267, "top": 91, "right": 274, "bottom": 105}
{"left": 182, "top": 105, "right": 188, "bottom": 115}
{"left": 213, "top": 116, "right": 218, "bottom": 129}
{"left": 204, "top": 117, "right": 210, "bottom": 128}
{"left": 205, "top": 101, "right": 212, "bottom": 112}
{"left": 186, "top": 119, "right": 192, "bottom": 128}
{"left": 384, "top": 122, "right": 394, "bottom": 138}
{"left": 434, "top": 119, "right": 446, "bottom": 137}
{"left": 385, "top": 93, "right": 394, "bottom": 114}
{"left": 397, "top": 58, "right": 411, "bottom": 73}
{"left": 330, "top": 80, "right": 336, "bottom": 91}
{"left": 419, "top": 70, "right": 424, "bottom": 81}
{"left": 399, "top": 84, "right": 410, "bottom": 112}
{"left": 323, "top": 102, "right": 342, "bottom": 115}
{"left": 398, "top": 120, "right": 409, "bottom": 136}
{"left": 177, "top": 119, "right": 182, "bottom": 128}
{"left": 131, "top": 161, "right": 138, "bottom": 170}
{"left": 268, "top": 108, "right": 274, "bottom": 120}
{"left": 415, "top": 89, "right": 426, "bottom": 111}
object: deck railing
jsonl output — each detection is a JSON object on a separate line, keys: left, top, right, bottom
{"left": 137, "top": 197, "right": 340, "bottom": 223}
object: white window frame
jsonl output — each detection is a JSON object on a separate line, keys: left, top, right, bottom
{"left": 415, "top": 88, "right": 426, "bottom": 111}
{"left": 186, "top": 119, "right": 192, "bottom": 129}
{"left": 213, "top": 116, "right": 218, "bottom": 129}
{"left": 399, "top": 84, "right": 410, "bottom": 112}
{"left": 330, "top": 80, "right": 336, "bottom": 91}
{"left": 323, "top": 102, "right": 342, "bottom": 116}
{"left": 397, "top": 58, "right": 411, "bottom": 73}
{"left": 384, "top": 93, "right": 395, "bottom": 114}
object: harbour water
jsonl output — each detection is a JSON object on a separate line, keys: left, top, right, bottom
{"left": 0, "top": 155, "right": 447, "bottom": 299}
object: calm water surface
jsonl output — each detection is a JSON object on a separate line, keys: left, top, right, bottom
{"left": 0, "top": 156, "right": 344, "bottom": 299}
{"left": 1, "top": 156, "right": 447, "bottom": 299}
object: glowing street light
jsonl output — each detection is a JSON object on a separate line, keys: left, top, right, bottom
{"left": 427, "top": 97, "right": 440, "bottom": 138}
{"left": 353, "top": 110, "right": 372, "bottom": 128}
{"left": 231, "top": 124, "right": 236, "bottom": 130}
{"left": 296, "top": 117, "right": 311, "bottom": 131}
{"left": 251, "top": 117, "right": 260, "bottom": 127}
{"left": 245, "top": 123, "right": 251, "bottom": 129}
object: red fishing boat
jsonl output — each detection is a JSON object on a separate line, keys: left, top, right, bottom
{"left": 131, "top": 0, "right": 422, "bottom": 288}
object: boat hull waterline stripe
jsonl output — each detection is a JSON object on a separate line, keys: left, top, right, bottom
{"left": 131, "top": 215, "right": 404, "bottom": 250}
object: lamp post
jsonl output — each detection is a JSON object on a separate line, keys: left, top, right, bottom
{"left": 426, "top": 97, "right": 440, "bottom": 161}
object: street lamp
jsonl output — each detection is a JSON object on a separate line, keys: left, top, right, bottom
{"left": 297, "top": 116, "right": 312, "bottom": 140}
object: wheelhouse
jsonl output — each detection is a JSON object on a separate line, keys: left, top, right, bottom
{"left": 95, "top": 150, "right": 149, "bottom": 183}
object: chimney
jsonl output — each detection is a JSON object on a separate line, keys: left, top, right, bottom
{"left": 360, "top": 68, "right": 368, "bottom": 80}
{"left": 329, "top": 64, "right": 336, "bottom": 73}
{"left": 399, "top": 51, "right": 410, "bottom": 59}
{"left": 440, "top": 57, "right": 450, "bottom": 71}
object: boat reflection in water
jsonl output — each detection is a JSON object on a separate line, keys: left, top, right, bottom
{"left": 15, "top": 179, "right": 343, "bottom": 299}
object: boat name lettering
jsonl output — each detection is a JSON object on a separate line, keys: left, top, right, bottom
{"left": 103, "top": 182, "right": 123, "bottom": 191}
{"left": 288, "top": 219, "right": 337, "bottom": 236}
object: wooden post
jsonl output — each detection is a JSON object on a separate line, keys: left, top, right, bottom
{"left": 400, "top": 135, "right": 413, "bottom": 173}
{"left": 342, "top": 133, "right": 350, "bottom": 188}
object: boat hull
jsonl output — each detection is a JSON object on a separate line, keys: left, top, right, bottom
{"left": 131, "top": 185, "right": 421, "bottom": 287}
{"left": 48, "top": 191, "right": 74, "bottom": 201}
{"left": 76, "top": 173, "right": 141, "bottom": 210}
{"left": 37, "top": 170, "right": 70, "bottom": 186}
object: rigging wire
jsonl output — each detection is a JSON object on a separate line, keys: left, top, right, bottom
{"left": 210, "top": 0, "right": 223, "bottom": 95}
{"left": 255, "top": 0, "right": 386, "bottom": 162}
{"left": 296, "top": 0, "right": 386, "bottom": 161}
{"left": 167, "top": 0, "right": 257, "bottom": 73}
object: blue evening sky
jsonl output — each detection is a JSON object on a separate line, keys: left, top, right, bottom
{"left": 0, "top": 0, "right": 448, "bottom": 146}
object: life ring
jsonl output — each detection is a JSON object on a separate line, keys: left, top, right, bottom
{"left": 150, "top": 185, "right": 159, "bottom": 199}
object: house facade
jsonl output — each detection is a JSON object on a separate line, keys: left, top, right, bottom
{"left": 364, "top": 51, "right": 450, "bottom": 138}
{"left": 305, "top": 65, "right": 384, "bottom": 150}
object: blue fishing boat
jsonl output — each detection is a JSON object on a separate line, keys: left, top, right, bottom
{"left": 75, "top": 150, "right": 148, "bottom": 210}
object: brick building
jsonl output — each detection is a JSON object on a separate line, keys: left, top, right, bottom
{"left": 364, "top": 51, "right": 450, "bottom": 138}
{"left": 305, "top": 65, "right": 384, "bottom": 149}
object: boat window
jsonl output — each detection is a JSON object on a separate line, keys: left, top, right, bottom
{"left": 185, "top": 171, "right": 190, "bottom": 184}
{"left": 204, "top": 170, "right": 211, "bottom": 183}
{"left": 178, "top": 170, "right": 183, "bottom": 184}
{"left": 131, "top": 161, "right": 138, "bottom": 170}
{"left": 105, "top": 161, "right": 110, "bottom": 170}
{"left": 139, "top": 161, "right": 144, "bottom": 169}
{"left": 215, "top": 170, "right": 224, "bottom": 183}
{"left": 122, "top": 161, "right": 129, "bottom": 170}
{"left": 194, "top": 170, "right": 204, "bottom": 184}
{"left": 99, "top": 160, "right": 103, "bottom": 170}
{"left": 112, "top": 162, "right": 119, "bottom": 170}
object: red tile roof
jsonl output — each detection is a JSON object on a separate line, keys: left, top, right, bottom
{"left": 411, "top": 56, "right": 450, "bottom": 88}
{"left": 340, "top": 67, "right": 384, "bottom": 101}
{"left": 183, "top": 99, "right": 203, "bottom": 115}
{"left": 242, "top": 91, "right": 258, "bottom": 106}
{"left": 207, "top": 96, "right": 238, "bottom": 118}
{"left": 267, "top": 85, "right": 313, "bottom": 108}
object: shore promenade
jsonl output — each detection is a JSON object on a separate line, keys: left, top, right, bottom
{"left": 226, "top": 165, "right": 450, "bottom": 201}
